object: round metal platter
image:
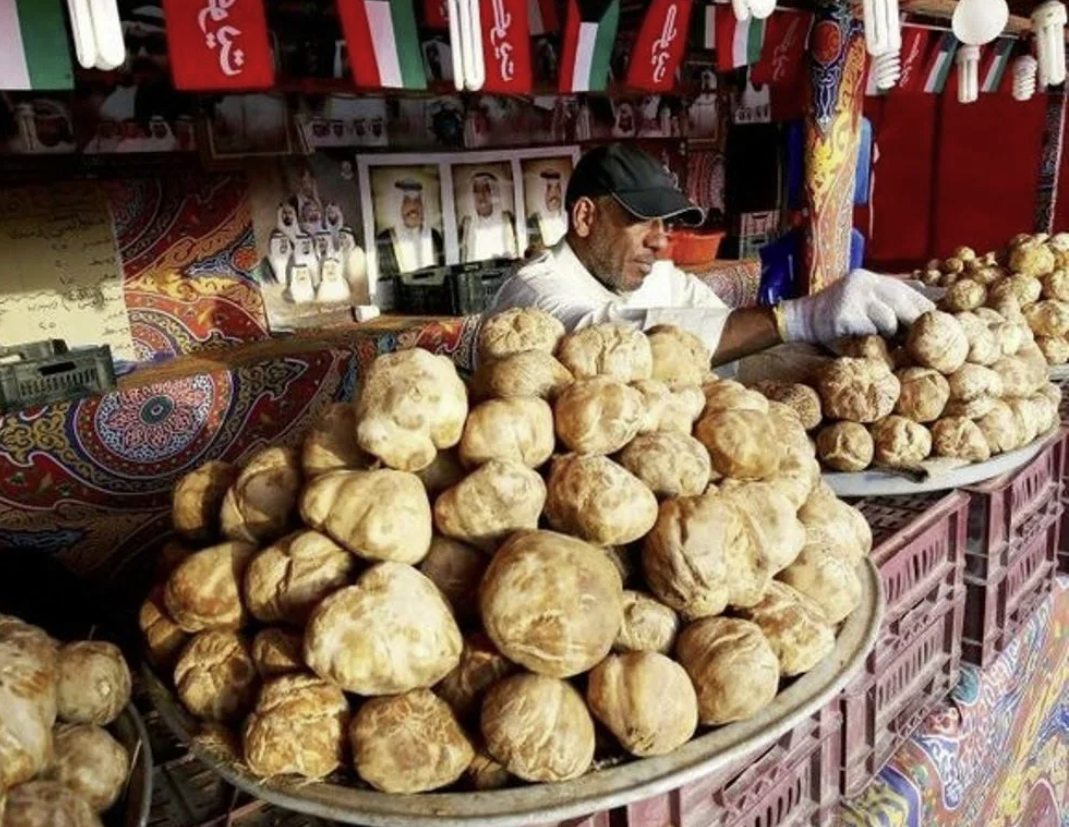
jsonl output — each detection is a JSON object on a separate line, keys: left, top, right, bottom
{"left": 109, "top": 705, "right": 154, "bottom": 827}
{"left": 142, "top": 559, "right": 882, "bottom": 827}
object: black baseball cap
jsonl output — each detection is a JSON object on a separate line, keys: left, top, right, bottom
{"left": 566, "top": 144, "right": 704, "bottom": 226}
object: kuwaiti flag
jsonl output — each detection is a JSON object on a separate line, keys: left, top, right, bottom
{"left": 529, "top": 0, "right": 560, "bottom": 35}
{"left": 559, "top": 0, "right": 621, "bottom": 92}
{"left": 980, "top": 37, "right": 1015, "bottom": 93}
{"left": 337, "top": 0, "right": 428, "bottom": 89}
{"left": 922, "top": 31, "right": 958, "bottom": 93}
{"left": 715, "top": 5, "right": 766, "bottom": 72}
{"left": 0, "top": 0, "right": 73, "bottom": 90}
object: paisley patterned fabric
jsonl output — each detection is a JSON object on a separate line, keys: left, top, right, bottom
{"left": 839, "top": 576, "right": 1069, "bottom": 827}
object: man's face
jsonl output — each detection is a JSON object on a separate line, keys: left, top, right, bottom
{"left": 575, "top": 197, "right": 669, "bottom": 293}
{"left": 297, "top": 169, "right": 316, "bottom": 198}
{"left": 544, "top": 180, "right": 562, "bottom": 213}
{"left": 402, "top": 193, "right": 423, "bottom": 229}
{"left": 473, "top": 178, "right": 494, "bottom": 218}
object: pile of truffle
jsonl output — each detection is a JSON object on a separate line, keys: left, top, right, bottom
{"left": 917, "top": 233, "right": 1069, "bottom": 366}
{"left": 0, "top": 616, "right": 135, "bottom": 827}
{"left": 750, "top": 307, "right": 1062, "bottom": 473}
{"left": 138, "top": 309, "right": 872, "bottom": 796}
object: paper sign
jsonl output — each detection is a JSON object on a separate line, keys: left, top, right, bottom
{"left": 0, "top": 183, "right": 134, "bottom": 360}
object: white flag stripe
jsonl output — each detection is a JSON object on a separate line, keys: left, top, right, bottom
{"left": 0, "top": 0, "right": 30, "bottom": 89}
{"left": 366, "top": 0, "right": 403, "bottom": 88}
{"left": 704, "top": 5, "right": 716, "bottom": 49}
{"left": 572, "top": 21, "right": 599, "bottom": 92}
{"left": 732, "top": 17, "right": 750, "bottom": 67}
{"left": 924, "top": 50, "right": 948, "bottom": 92}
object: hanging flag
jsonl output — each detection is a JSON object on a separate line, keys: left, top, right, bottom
{"left": 921, "top": 31, "right": 958, "bottom": 94}
{"left": 529, "top": 0, "right": 560, "bottom": 34}
{"left": 980, "top": 37, "right": 1015, "bottom": 93}
{"left": 337, "top": 0, "right": 427, "bottom": 89}
{"left": 162, "top": 0, "right": 274, "bottom": 90}
{"left": 559, "top": 0, "right": 620, "bottom": 93}
{"left": 480, "top": 0, "right": 533, "bottom": 92}
{"left": 751, "top": 10, "right": 811, "bottom": 86}
{"left": 425, "top": 0, "right": 449, "bottom": 28}
{"left": 0, "top": 0, "right": 73, "bottom": 90}
{"left": 702, "top": 3, "right": 717, "bottom": 49}
{"left": 715, "top": 5, "right": 766, "bottom": 73}
{"left": 897, "top": 26, "right": 931, "bottom": 92}
{"left": 626, "top": 0, "right": 694, "bottom": 91}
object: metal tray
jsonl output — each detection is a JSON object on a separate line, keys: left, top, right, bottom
{"left": 824, "top": 429, "right": 1060, "bottom": 497}
{"left": 142, "top": 559, "right": 882, "bottom": 827}
{"left": 109, "top": 704, "right": 154, "bottom": 827}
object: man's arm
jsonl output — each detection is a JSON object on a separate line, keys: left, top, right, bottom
{"left": 710, "top": 307, "right": 781, "bottom": 365}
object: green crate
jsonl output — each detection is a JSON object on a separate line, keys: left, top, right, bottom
{"left": 0, "top": 341, "right": 116, "bottom": 412}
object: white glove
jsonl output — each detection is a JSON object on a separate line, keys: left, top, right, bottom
{"left": 779, "top": 269, "right": 935, "bottom": 344}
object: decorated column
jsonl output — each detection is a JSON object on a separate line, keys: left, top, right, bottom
{"left": 802, "top": 0, "right": 866, "bottom": 294}
{"left": 1036, "top": 85, "right": 1067, "bottom": 232}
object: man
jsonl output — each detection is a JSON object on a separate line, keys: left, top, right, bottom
{"left": 489, "top": 144, "right": 933, "bottom": 366}
{"left": 377, "top": 179, "right": 445, "bottom": 275}
{"left": 459, "top": 172, "right": 518, "bottom": 263}
{"left": 526, "top": 169, "right": 567, "bottom": 252}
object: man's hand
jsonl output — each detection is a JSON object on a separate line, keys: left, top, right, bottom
{"left": 780, "top": 269, "right": 936, "bottom": 344}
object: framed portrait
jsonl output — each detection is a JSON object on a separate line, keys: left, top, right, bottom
{"left": 203, "top": 93, "right": 295, "bottom": 160}
{"left": 453, "top": 161, "right": 519, "bottom": 265}
{"left": 520, "top": 156, "right": 574, "bottom": 253}
{"left": 296, "top": 95, "right": 388, "bottom": 149}
{"left": 364, "top": 162, "right": 447, "bottom": 288}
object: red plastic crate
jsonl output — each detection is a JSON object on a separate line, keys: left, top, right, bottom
{"left": 962, "top": 504, "right": 1060, "bottom": 668}
{"left": 839, "top": 585, "right": 965, "bottom": 800}
{"left": 611, "top": 702, "right": 842, "bottom": 827}
{"left": 962, "top": 430, "right": 1064, "bottom": 581}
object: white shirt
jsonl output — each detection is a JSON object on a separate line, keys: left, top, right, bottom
{"left": 488, "top": 240, "right": 732, "bottom": 356}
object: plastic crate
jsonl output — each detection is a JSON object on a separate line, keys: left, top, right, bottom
{"left": 395, "top": 262, "right": 511, "bottom": 316}
{"left": 610, "top": 702, "right": 842, "bottom": 827}
{"left": 961, "top": 431, "right": 1064, "bottom": 581}
{"left": 840, "top": 585, "right": 965, "bottom": 800}
{"left": 962, "top": 503, "right": 1060, "bottom": 668}
{"left": 0, "top": 340, "right": 115, "bottom": 412}
{"left": 840, "top": 492, "right": 968, "bottom": 798}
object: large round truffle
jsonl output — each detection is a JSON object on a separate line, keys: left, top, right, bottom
{"left": 304, "top": 563, "right": 461, "bottom": 695}
{"left": 471, "top": 350, "right": 574, "bottom": 401}
{"left": 906, "top": 311, "right": 969, "bottom": 374}
{"left": 434, "top": 633, "right": 515, "bottom": 725}
{"left": 815, "top": 422, "right": 874, "bottom": 472}
{"left": 459, "top": 397, "right": 555, "bottom": 469}
{"left": 173, "top": 630, "right": 257, "bottom": 723}
{"left": 675, "top": 617, "right": 780, "bottom": 725}
{"left": 434, "top": 459, "right": 547, "bottom": 551}
{"left": 614, "top": 590, "right": 680, "bottom": 654}
{"left": 0, "top": 616, "right": 57, "bottom": 790}
{"left": 944, "top": 278, "right": 987, "bottom": 312}
{"left": 557, "top": 323, "right": 653, "bottom": 382}
{"left": 300, "top": 469, "right": 432, "bottom": 564}
{"left": 554, "top": 376, "right": 646, "bottom": 455}
{"left": 798, "top": 486, "right": 872, "bottom": 563}
{"left": 633, "top": 380, "right": 705, "bottom": 435}
{"left": 244, "top": 530, "right": 356, "bottom": 624}
{"left": 56, "top": 641, "right": 131, "bottom": 726}
{"left": 618, "top": 432, "right": 711, "bottom": 498}
{"left": 695, "top": 409, "right": 783, "bottom": 480}
{"left": 544, "top": 454, "right": 659, "bottom": 545}
{"left": 749, "top": 381, "right": 823, "bottom": 429}
{"left": 955, "top": 312, "right": 1000, "bottom": 366}
{"left": 45, "top": 723, "right": 129, "bottom": 812}
{"left": 587, "top": 652, "right": 698, "bottom": 757}
{"left": 736, "top": 582, "right": 835, "bottom": 676}
{"left": 250, "top": 628, "right": 304, "bottom": 679}
{"left": 818, "top": 357, "right": 901, "bottom": 423}
{"left": 894, "top": 367, "right": 950, "bottom": 422}
{"left": 947, "top": 364, "right": 1004, "bottom": 401}
{"left": 242, "top": 674, "right": 349, "bottom": 779}
{"left": 351, "top": 689, "right": 474, "bottom": 793}
{"left": 3, "top": 781, "right": 103, "bottom": 827}
{"left": 480, "top": 530, "right": 623, "bottom": 678}
{"left": 220, "top": 447, "right": 302, "bottom": 544}
{"left": 173, "top": 461, "right": 236, "bottom": 543}
{"left": 355, "top": 349, "right": 468, "bottom": 472}
{"left": 778, "top": 542, "right": 862, "bottom": 624}
{"left": 164, "top": 541, "right": 256, "bottom": 633}
{"left": 836, "top": 334, "right": 894, "bottom": 369}
{"left": 301, "top": 403, "right": 370, "bottom": 479}
{"left": 701, "top": 379, "right": 769, "bottom": 415}
{"left": 931, "top": 417, "right": 991, "bottom": 462}
{"left": 720, "top": 481, "right": 806, "bottom": 573}
{"left": 646, "top": 325, "right": 710, "bottom": 385}
{"left": 481, "top": 674, "right": 594, "bottom": 783}
{"left": 1037, "top": 335, "right": 1069, "bottom": 364}
{"left": 871, "top": 416, "right": 932, "bottom": 466}
{"left": 478, "top": 307, "right": 565, "bottom": 362}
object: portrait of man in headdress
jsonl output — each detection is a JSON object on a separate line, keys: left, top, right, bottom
{"left": 522, "top": 157, "right": 573, "bottom": 252}
{"left": 371, "top": 168, "right": 445, "bottom": 275}
{"left": 455, "top": 163, "right": 518, "bottom": 264}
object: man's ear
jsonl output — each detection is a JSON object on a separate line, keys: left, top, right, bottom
{"left": 570, "top": 196, "right": 596, "bottom": 238}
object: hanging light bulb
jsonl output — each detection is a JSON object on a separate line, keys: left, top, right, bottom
{"left": 873, "top": 50, "right": 902, "bottom": 89}
{"left": 1013, "top": 54, "right": 1038, "bottom": 100}
{"left": 953, "top": 0, "right": 1010, "bottom": 45}
{"left": 1032, "top": 1, "right": 1067, "bottom": 87}
{"left": 863, "top": 0, "right": 903, "bottom": 57}
{"left": 957, "top": 44, "right": 980, "bottom": 102}
{"left": 748, "top": 0, "right": 776, "bottom": 21}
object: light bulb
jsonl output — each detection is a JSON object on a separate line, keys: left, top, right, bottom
{"left": 873, "top": 50, "right": 901, "bottom": 89}
{"left": 863, "top": 0, "right": 902, "bottom": 55}
{"left": 953, "top": 0, "right": 1009, "bottom": 45}
{"left": 748, "top": 0, "right": 776, "bottom": 20}
{"left": 1032, "top": 1, "right": 1067, "bottom": 86}
{"left": 1013, "top": 54, "right": 1038, "bottom": 100}
{"left": 957, "top": 44, "right": 980, "bottom": 102}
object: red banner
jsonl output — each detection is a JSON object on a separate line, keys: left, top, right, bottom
{"left": 425, "top": 0, "right": 449, "bottom": 27}
{"left": 897, "top": 26, "right": 932, "bottom": 93}
{"left": 162, "top": 0, "right": 275, "bottom": 91}
{"left": 480, "top": 0, "right": 533, "bottom": 93}
{"left": 751, "top": 10, "right": 812, "bottom": 87}
{"left": 625, "top": 0, "right": 694, "bottom": 91}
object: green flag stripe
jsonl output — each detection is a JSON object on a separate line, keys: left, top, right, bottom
{"left": 747, "top": 18, "right": 765, "bottom": 64}
{"left": 587, "top": 0, "right": 619, "bottom": 90}
{"left": 390, "top": 0, "right": 427, "bottom": 90}
{"left": 16, "top": 0, "right": 72, "bottom": 89}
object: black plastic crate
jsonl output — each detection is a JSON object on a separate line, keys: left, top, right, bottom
{"left": 395, "top": 261, "right": 512, "bottom": 316}
{"left": 0, "top": 340, "right": 115, "bottom": 412}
